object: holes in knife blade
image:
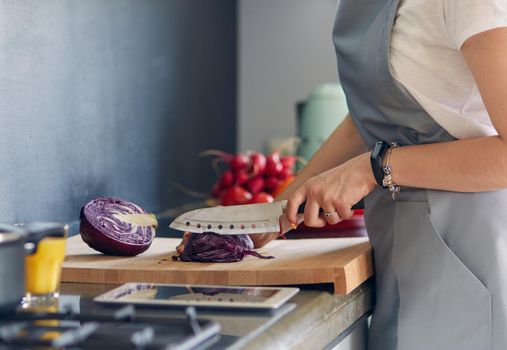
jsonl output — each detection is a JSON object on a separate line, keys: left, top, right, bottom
{"left": 207, "top": 224, "right": 212, "bottom": 230}
{"left": 229, "top": 224, "right": 234, "bottom": 229}
{"left": 240, "top": 224, "right": 245, "bottom": 230}
{"left": 251, "top": 224, "right": 256, "bottom": 229}
{"left": 196, "top": 224, "right": 201, "bottom": 229}
{"left": 218, "top": 224, "right": 223, "bottom": 230}
{"left": 185, "top": 221, "right": 190, "bottom": 226}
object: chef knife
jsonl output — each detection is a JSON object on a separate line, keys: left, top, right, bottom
{"left": 169, "top": 200, "right": 364, "bottom": 235}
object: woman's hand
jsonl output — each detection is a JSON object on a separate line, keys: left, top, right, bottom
{"left": 285, "top": 152, "right": 376, "bottom": 227}
{"left": 249, "top": 115, "right": 367, "bottom": 248}
{"left": 249, "top": 214, "right": 304, "bottom": 248}
{"left": 249, "top": 232, "right": 279, "bottom": 249}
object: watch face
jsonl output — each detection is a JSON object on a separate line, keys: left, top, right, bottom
{"left": 371, "top": 141, "right": 388, "bottom": 187}
{"left": 372, "top": 141, "right": 387, "bottom": 159}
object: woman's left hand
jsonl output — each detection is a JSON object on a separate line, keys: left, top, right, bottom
{"left": 285, "top": 152, "right": 376, "bottom": 227}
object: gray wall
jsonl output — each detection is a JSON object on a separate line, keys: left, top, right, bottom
{"left": 238, "top": 0, "right": 339, "bottom": 152}
{"left": 0, "top": 0, "right": 236, "bottom": 223}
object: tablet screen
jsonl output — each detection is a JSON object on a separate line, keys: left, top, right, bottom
{"left": 117, "top": 285, "right": 277, "bottom": 303}
{"left": 95, "top": 283, "right": 299, "bottom": 309}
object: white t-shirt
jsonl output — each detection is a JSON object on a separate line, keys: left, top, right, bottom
{"left": 390, "top": 0, "right": 507, "bottom": 139}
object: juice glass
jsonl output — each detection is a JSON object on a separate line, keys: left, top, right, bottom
{"left": 17, "top": 222, "right": 68, "bottom": 303}
{"left": 25, "top": 236, "right": 67, "bottom": 299}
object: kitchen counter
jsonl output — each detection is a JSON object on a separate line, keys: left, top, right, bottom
{"left": 64, "top": 202, "right": 373, "bottom": 348}
{"left": 60, "top": 280, "right": 373, "bottom": 349}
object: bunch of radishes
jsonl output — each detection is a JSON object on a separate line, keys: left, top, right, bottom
{"left": 204, "top": 150, "right": 297, "bottom": 206}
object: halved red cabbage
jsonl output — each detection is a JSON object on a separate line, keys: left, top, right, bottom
{"left": 174, "top": 232, "right": 274, "bottom": 263}
{"left": 79, "top": 197, "right": 156, "bottom": 256}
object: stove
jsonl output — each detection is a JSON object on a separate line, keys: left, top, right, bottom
{"left": 0, "top": 302, "right": 220, "bottom": 350}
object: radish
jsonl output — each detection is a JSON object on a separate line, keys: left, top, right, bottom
{"left": 221, "top": 186, "right": 252, "bottom": 206}
{"left": 235, "top": 170, "right": 249, "bottom": 186}
{"left": 248, "top": 192, "right": 274, "bottom": 204}
{"left": 218, "top": 170, "right": 235, "bottom": 188}
{"left": 249, "top": 152, "right": 267, "bottom": 176}
{"left": 199, "top": 149, "right": 248, "bottom": 173}
{"left": 246, "top": 176, "right": 264, "bottom": 195}
{"left": 230, "top": 153, "right": 249, "bottom": 172}
{"left": 278, "top": 166, "right": 294, "bottom": 180}
{"left": 280, "top": 155, "right": 296, "bottom": 170}
{"left": 266, "top": 153, "right": 283, "bottom": 176}
{"left": 266, "top": 161, "right": 283, "bottom": 177}
{"left": 264, "top": 176, "right": 280, "bottom": 192}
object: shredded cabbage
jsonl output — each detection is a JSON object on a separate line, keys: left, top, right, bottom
{"left": 174, "top": 232, "right": 274, "bottom": 263}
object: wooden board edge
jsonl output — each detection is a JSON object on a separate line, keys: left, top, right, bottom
{"left": 61, "top": 267, "right": 337, "bottom": 286}
{"left": 332, "top": 247, "right": 374, "bottom": 295}
{"left": 61, "top": 268, "right": 127, "bottom": 284}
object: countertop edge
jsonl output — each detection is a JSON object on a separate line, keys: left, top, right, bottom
{"left": 239, "top": 280, "right": 374, "bottom": 350}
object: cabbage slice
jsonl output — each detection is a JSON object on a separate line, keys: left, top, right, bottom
{"left": 80, "top": 197, "right": 157, "bottom": 256}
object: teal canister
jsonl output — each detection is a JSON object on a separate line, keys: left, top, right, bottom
{"left": 296, "top": 83, "right": 349, "bottom": 162}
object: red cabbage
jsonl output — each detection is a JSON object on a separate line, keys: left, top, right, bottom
{"left": 79, "top": 197, "right": 156, "bottom": 256}
{"left": 174, "top": 232, "right": 274, "bottom": 263}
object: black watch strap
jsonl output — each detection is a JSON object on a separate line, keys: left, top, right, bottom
{"left": 370, "top": 141, "right": 388, "bottom": 187}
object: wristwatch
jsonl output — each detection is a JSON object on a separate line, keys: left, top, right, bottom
{"left": 370, "top": 141, "right": 388, "bottom": 187}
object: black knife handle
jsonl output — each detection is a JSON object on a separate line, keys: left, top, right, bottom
{"left": 296, "top": 199, "right": 364, "bottom": 214}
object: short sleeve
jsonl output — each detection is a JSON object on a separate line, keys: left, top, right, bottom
{"left": 444, "top": 0, "right": 507, "bottom": 49}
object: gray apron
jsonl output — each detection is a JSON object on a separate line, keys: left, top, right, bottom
{"left": 333, "top": 0, "right": 507, "bottom": 349}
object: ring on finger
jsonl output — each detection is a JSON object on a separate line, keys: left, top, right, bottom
{"left": 324, "top": 210, "right": 337, "bottom": 217}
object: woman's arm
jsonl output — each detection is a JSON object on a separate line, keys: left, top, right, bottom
{"left": 389, "top": 28, "right": 507, "bottom": 192}
{"left": 250, "top": 114, "right": 366, "bottom": 248}
{"left": 285, "top": 27, "right": 507, "bottom": 226}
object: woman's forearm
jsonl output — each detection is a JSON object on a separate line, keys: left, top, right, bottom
{"left": 390, "top": 135, "right": 507, "bottom": 192}
{"left": 277, "top": 114, "right": 366, "bottom": 200}
{"left": 391, "top": 28, "right": 507, "bottom": 193}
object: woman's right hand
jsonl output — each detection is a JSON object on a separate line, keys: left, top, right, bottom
{"left": 285, "top": 152, "right": 374, "bottom": 228}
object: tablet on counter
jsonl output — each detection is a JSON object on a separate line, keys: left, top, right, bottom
{"left": 94, "top": 283, "right": 299, "bottom": 310}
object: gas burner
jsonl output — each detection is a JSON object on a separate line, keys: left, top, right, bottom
{"left": 0, "top": 305, "right": 220, "bottom": 349}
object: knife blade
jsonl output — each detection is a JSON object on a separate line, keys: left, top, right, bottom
{"left": 169, "top": 199, "right": 364, "bottom": 235}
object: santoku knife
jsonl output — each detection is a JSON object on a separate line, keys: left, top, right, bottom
{"left": 169, "top": 200, "right": 363, "bottom": 235}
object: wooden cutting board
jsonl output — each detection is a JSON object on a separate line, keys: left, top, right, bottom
{"left": 62, "top": 235, "right": 373, "bottom": 295}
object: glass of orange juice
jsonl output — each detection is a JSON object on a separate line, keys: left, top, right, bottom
{"left": 16, "top": 222, "right": 68, "bottom": 303}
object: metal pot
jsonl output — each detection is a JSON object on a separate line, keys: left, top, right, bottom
{"left": 0, "top": 224, "right": 26, "bottom": 313}
{"left": 0, "top": 223, "right": 67, "bottom": 313}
